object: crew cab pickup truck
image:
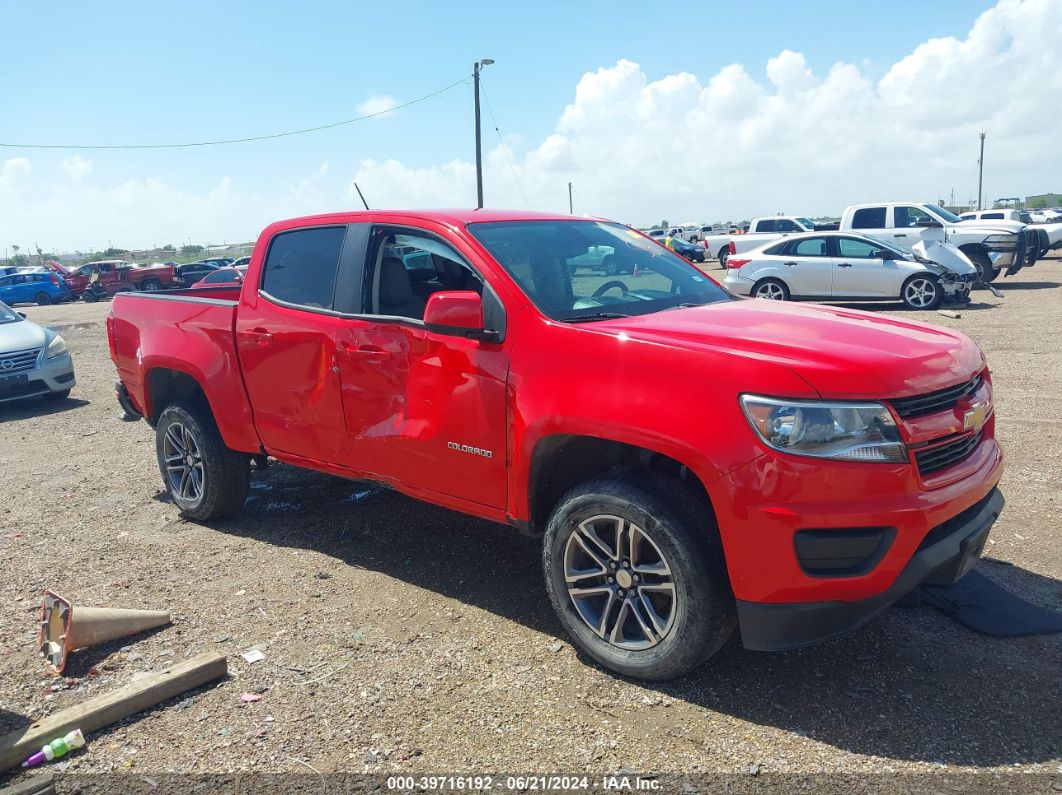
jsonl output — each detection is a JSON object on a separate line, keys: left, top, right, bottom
{"left": 838, "top": 203, "right": 1033, "bottom": 282}
{"left": 58, "top": 260, "right": 176, "bottom": 301}
{"left": 703, "top": 216, "right": 816, "bottom": 266}
{"left": 108, "top": 209, "right": 1005, "bottom": 680}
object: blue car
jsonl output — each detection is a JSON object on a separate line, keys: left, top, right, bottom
{"left": 0, "top": 270, "right": 72, "bottom": 305}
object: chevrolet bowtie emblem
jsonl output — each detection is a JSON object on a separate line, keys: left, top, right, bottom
{"left": 963, "top": 401, "right": 990, "bottom": 432}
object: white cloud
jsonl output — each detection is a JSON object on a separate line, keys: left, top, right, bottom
{"left": 60, "top": 155, "right": 93, "bottom": 181}
{"left": 356, "top": 94, "right": 400, "bottom": 117}
{"left": 3, "top": 0, "right": 1060, "bottom": 250}
{"left": 348, "top": 0, "right": 1062, "bottom": 222}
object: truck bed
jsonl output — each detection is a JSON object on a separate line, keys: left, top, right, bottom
{"left": 109, "top": 290, "right": 261, "bottom": 452}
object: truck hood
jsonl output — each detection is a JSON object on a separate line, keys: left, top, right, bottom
{"left": 601, "top": 300, "right": 983, "bottom": 399}
{"left": 948, "top": 220, "right": 1024, "bottom": 235}
{"left": 0, "top": 318, "right": 48, "bottom": 355}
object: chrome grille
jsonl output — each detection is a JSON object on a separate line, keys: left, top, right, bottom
{"left": 915, "top": 431, "right": 983, "bottom": 476}
{"left": 888, "top": 374, "right": 983, "bottom": 419}
{"left": 0, "top": 348, "right": 41, "bottom": 375}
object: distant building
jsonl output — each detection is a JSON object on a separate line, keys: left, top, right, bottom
{"left": 1025, "top": 193, "right": 1061, "bottom": 207}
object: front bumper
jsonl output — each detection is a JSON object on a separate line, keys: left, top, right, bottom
{"left": 0, "top": 352, "right": 76, "bottom": 403}
{"left": 737, "top": 488, "right": 1004, "bottom": 651}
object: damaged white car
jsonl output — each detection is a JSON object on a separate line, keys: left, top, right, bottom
{"left": 722, "top": 231, "right": 975, "bottom": 310}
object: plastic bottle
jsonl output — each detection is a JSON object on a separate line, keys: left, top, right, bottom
{"left": 21, "top": 729, "right": 85, "bottom": 767}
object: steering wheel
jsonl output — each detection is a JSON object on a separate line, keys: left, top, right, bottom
{"left": 592, "top": 280, "right": 629, "bottom": 298}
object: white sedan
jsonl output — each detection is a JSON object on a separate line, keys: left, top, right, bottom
{"left": 721, "top": 232, "right": 974, "bottom": 310}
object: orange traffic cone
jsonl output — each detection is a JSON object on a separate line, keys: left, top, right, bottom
{"left": 39, "top": 590, "right": 171, "bottom": 673}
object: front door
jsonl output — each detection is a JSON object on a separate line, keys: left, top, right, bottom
{"left": 831, "top": 236, "right": 903, "bottom": 297}
{"left": 335, "top": 224, "right": 509, "bottom": 509}
{"left": 235, "top": 224, "right": 351, "bottom": 463}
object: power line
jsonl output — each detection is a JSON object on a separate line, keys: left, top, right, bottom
{"left": 0, "top": 75, "right": 471, "bottom": 150}
{"left": 479, "top": 82, "right": 530, "bottom": 209}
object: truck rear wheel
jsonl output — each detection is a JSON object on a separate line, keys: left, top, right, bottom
{"left": 141, "top": 279, "right": 162, "bottom": 292}
{"left": 155, "top": 403, "right": 250, "bottom": 521}
{"left": 543, "top": 472, "right": 735, "bottom": 681}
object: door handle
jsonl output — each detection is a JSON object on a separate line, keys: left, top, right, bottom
{"left": 837, "top": 263, "right": 853, "bottom": 268}
{"left": 245, "top": 328, "right": 272, "bottom": 346}
{"left": 783, "top": 261, "right": 797, "bottom": 267}
{"left": 338, "top": 341, "right": 391, "bottom": 360}
{"left": 893, "top": 233, "right": 907, "bottom": 238}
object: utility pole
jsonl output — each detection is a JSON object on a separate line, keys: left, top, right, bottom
{"left": 568, "top": 182, "right": 573, "bottom": 214}
{"left": 977, "top": 132, "right": 986, "bottom": 210}
{"left": 473, "top": 58, "right": 494, "bottom": 209}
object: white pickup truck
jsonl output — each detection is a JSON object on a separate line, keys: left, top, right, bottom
{"left": 702, "top": 216, "right": 816, "bottom": 266}
{"left": 958, "top": 208, "right": 1061, "bottom": 258}
{"left": 838, "top": 202, "right": 1030, "bottom": 282}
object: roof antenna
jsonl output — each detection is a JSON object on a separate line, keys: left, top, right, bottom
{"left": 353, "top": 182, "right": 370, "bottom": 211}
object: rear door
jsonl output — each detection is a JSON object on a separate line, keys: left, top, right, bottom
{"left": 830, "top": 236, "right": 902, "bottom": 297}
{"left": 235, "top": 224, "right": 355, "bottom": 463}
{"left": 777, "top": 236, "right": 834, "bottom": 297}
{"left": 848, "top": 206, "right": 894, "bottom": 246}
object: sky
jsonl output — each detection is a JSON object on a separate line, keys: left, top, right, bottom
{"left": 1, "top": 0, "right": 1059, "bottom": 253}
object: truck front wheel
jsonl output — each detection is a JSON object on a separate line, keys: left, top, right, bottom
{"left": 967, "top": 252, "right": 1000, "bottom": 285}
{"left": 155, "top": 403, "right": 250, "bottom": 521}
{"left": 543, "top": 473, "right": 735, "bottom": 681}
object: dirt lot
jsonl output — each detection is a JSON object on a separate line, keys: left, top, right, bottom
{"left": 1, "top": 260, "right": 1059, "bottom": 790}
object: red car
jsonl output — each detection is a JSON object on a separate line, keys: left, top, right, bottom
{"left": 190, "top": 265, "right": 248, "bottom": 289}
{"left": 107, "top": 210, "right": 1003, "bottom": 680}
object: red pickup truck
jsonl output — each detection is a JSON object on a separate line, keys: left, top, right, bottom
{"left": 58, "top": 259, "right": 175, "bottom": 301}
{"left": 107, "top": 209, "right": 1004, "bottom": 680}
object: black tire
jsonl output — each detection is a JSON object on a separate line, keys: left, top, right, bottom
{"left": 34, "top": 292, "right": 52, "bottom": 306}
{"left": 44, "top": 389, "right": 71, "bottom": 401}
{"left": 80, "top": 289, "right": 99, "bottom": 303}
{"left": 900, "top": 274, "right": 943, "bottom": 310}
{"left": 967, "top": 252, "right": 999, "bottom": 285}
{"left": 751, "top": 278, "right": 790, "bottom": 301}
{"left": 155, "top": 402, "right": 250, "bottom": 521}
{"left": 141, "top": 279, "right": 162, "bottom": 292}
{"left": 543, "top": 472, "right": 735, "bottom": 681}
{"left": 603, "top": 256, "right": 619, "bottom": 276}
{"left": 718, "top": 249, "right": 729, "bottom": 268}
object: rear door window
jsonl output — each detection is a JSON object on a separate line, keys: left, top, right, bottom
{"left": 851, "top": 207, "right": 887, "bottom": 229}
{"left": 261, "top": 226, "right": 346, "bottom": 310}
{"left": 792, "top": 237, "right": 829, "bottom": 256}
{"left": 756, "top": 219, "right": 777, "bottom": 233}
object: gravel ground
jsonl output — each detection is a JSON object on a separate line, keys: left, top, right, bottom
{"left": 0, "top": 260, "right": 1059, "bottom": 792}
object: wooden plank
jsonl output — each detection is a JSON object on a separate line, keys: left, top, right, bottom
{"left": 0, "top": 652, "right": 226, "bottom": 773}
{"left": 0, "top": 773, "right": 55, "bottom": 795}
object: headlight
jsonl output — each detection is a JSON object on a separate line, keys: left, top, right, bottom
{"left": 740, "top": 395, "right": 907, "bottom": 463}
{"left": 983, "top": 233, "right": 1019, "bottom": 252}
{"left": 46, "top": 334, "right": 68, "bottom": 358}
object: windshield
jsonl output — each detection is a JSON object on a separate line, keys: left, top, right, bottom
{"left": 922, "top": 204, "right": 963, "bottom": 224}
{"left": 0, "top": 300, "right": 20, "bottom": 324}
{"left": 468, "top": 220, "right": 731, "bottom": 321}
{"left": 797, "top": 217, "right": 816, "bottom": 229}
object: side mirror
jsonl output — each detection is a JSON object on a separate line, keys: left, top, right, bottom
{"left": 913, "top": 219, "right": 942, "bottom": 228}
{"left": 424, "top": 291, "right": 496, "bottom": 341}
{"left": 873, "top": 249, "right": 895, "bottom": 260}
{"left": 17, "top": 312, "right": 27, "bottom": 319}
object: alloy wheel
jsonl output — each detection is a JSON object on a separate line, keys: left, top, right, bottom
{"left": 162, "top": 421, "right": 205, "bottom": 503}
{"left": 563, "top": 515, "right": 677, "bottom": 650}
{"left": 904, "top": 278, "right": 938, "bottom": 308}
{"left": 755, "top": 282, "right": 786, "bottom": 300}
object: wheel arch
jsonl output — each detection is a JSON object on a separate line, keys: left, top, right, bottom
{"left": 526, "top": 434, "right": 717, "bottom": 538}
